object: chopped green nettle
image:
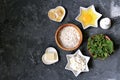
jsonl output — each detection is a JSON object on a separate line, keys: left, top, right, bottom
{"left": 87, "top": 34, "right": 114, "bottom": 59}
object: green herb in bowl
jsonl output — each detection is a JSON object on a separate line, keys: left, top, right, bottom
{"left": 87, "top": 34, "right": 114, "bottom": 59}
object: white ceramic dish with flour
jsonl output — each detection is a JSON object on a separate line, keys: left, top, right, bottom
{"left": 65, "top": 49, "right": 90, "bottom": 77}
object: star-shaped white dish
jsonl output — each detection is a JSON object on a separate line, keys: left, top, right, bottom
{"left": 75, "top": 5, "right": 102, "bottom": 29}
{"left": 65, "top": 49, "right": 90, "bottom": 77}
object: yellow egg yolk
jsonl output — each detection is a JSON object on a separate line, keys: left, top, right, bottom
{"left": 77, "top": 8, "right": 98, "bottom": 27}
{"left": 82, "top": 13, "right": 92, "bottom": 26}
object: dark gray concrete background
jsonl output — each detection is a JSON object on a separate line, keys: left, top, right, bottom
{"left": 0, "top": 0, "right": 120, "bottom": 80}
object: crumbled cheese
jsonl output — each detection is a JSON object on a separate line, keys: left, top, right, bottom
{"left": 59, "top": 26, "right": 80, "bottom": 48}
{"left": 69, "top": 55, "right": 86, "bottom": 71}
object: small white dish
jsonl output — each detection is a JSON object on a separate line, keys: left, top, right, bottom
{"left": 42, "top": 47, "right": 59, "bottom": 65}
{"left": 75, "top": 5, "right": 102, "bottom": 29}
{"left": 100, "top": 17, "right": 111, "bottom": 29}
{"left": 48, "top": 6, "right": 66, "bottom": 22}
{"left": 65, "top": 49, "right": 90, "bottom": 77}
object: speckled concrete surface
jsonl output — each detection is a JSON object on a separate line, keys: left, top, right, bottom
{"left": 0, "top": 0, "right": 120, "bottom": 80}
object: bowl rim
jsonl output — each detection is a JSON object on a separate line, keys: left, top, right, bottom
{"left": 55, "top": 23, "right": 83, "bottom": 51}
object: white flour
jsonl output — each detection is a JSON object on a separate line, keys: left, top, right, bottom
{"left": 111, "top": 1, "right": 120, "bottom": 18}
{"left": 69, "top": 55, "right": 86, "bottom": 71}
{"left": 59, "top": 26, "right": 80, "bottom": 48}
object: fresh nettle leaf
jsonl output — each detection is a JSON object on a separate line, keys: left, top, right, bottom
{"left": 87, "top": 34, "right": 114, "bottom": 59}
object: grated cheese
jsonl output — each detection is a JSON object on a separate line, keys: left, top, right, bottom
{"left": 69, "top": 54, "right": 86, "bottom": 71}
